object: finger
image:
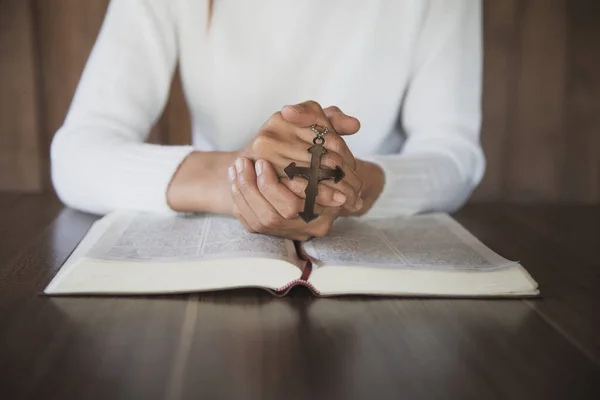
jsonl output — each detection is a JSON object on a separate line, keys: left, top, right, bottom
{"left": 304, "top": 212, "right": 337, "bottom": 238}
{"left": 319, "top": 205, "right": 342, "bottom": 218}
{"left": 320, "top": 133, "right": 357, "bottom": 169}
{"left": 284, "top": 130, "right": 356, "bottom": 172}
{"left": 280, "top": 102, "right": 357, "bottom": 167}
{"left": 323, "top": 106, "right": 360, "bottom": 135}
{"left": 233, "top": 157, "right": 283, "bottom": 230}
{"left": 279, "top": 146, "right": 361, "bottom": 210}
{"left": 280, "top": 177, "right": 347, "bottom": 208}
{"left": 320, "top": 152, "right": 362, "bottom": 194}
{"left": 255, "top": 159, "right": 303, "bottom": 220}
{"left": 280, "top": 100, "right": 334, "bottom": 131}
{"left": 232, "top": 204, "right": 254, "bottom": 233}
{"left": 321, "top": 179, "right": 363, "bottom": 213}
{"left": 282, "top": 172, "right": 360, "bottom": 213}
{"left": 280, "top": 135, "right": 355, "bottom": 171}
{"left": 276, "top": 153, "right": 357, "bottom": 210}
{"left": 318, "top": 152, "right": 363, "bottom": 211}
{"left": 229, "top": 165, "right": 263, "bottom": 232}
{"left": 239, "top": 159, "right": 331, "bottom": 239}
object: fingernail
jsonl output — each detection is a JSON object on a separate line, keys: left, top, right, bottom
{"left": 235, "top": 158, "right": 244, "bottom": 173}
{"left": 355, "top": 197, "right": 364, "bottom": 210}
{"left": 256, "top": 160, "right": 263, "bottom": 176}
{"left": 228, "top": 166, "right": 236, "bottom": 181}
{"left": 285, "top": 104, "right": 304, "bottom": 114}
{"left": 333, "top": 192, "right": 346, "bottom": 205}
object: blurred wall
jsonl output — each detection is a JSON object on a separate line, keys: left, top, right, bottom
{"left": 1, "top": 0, "right": 599, "bottom": 202}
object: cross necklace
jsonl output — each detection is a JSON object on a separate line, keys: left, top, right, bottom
{"left": 284, "top": 125, "right": 345, "bottom": 223}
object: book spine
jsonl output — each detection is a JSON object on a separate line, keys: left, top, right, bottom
{"left": 274, "top": 279, "right": 320, "bottom": 297}
{"left": 273, "top": 240, "right": 320, "bottom": 296}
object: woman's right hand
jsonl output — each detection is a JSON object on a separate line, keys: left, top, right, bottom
{"left": 236, "top": 101, "right": 364, "bottom": 213}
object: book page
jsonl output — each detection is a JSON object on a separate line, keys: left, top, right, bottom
{"left": 86, "top": 212, "right": 296, "bottom": 263}
{"left": 302, "top": 214, "right": 516, "bottom": 271}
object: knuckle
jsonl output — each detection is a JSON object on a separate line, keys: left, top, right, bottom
{"left": 257, "top": 225, "right": 268, "bottom": 234}
{"left": 305, "top": 100, "right": 322, "bottom": 111}
{"left": 265, "top": 111, "right": 284, "bottom": 127}
{"left": 325, "top": 153, "right": 344, "bottom": 169}
{"left": 356, "top": 177, "right": 364, "bottom": 192}
{"left": 282, "top": 205, "right": 299, "bottom": 220}
{"left": 233, "top": 209, "right": 243, "bottom": 220}
{"left": 284, "top": 178, "right": 305, "bottom": 194}
{"left": 325, "top": 105, "right": 341, "bottom": 113}
{"left": 249, "top": 219, "right": 266, "bottom": 233}
{"left": 354, "top": 184, "right": 363, "bottom": 197}
{"left": 267, "top": 111, "right": 286, "bottom": 127}
{"left": 231, "top": 183, "right": 244, "bottom": 200}
{"left": 320, "top": 187, "right": 337, "bottom": 205}
{"left": 251, "top": 133, "right": 275, "bottom": 155}
{"left": 262, "top": 111, "right": 285, "bottom": 131}
{"left": 236, "top": 176, "right": 253, "bottom": 194}
{"left": 257, "top": 176, "right": 270, "bottom": 192}
{"left": 262, "top": 212, "right": 281, "bottom": 228}
{"left": 326, "top": 135, "right": 344, "bottom": 154}
{"left": 251, "top": 225, "right": 264, "bottom": 234}
{"left": 238, "top": 219, "right": 258, "bottom": 234}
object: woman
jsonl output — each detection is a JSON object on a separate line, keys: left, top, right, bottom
{"left": 51, "top": 0, "right": 484, "bottom": 241}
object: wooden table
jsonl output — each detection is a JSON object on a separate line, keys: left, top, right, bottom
{"left": 0, "top": 194, "right": 599, "bottom": 399}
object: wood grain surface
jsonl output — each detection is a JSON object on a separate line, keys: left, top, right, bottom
{"left": 0, "top": 195, "right": 599, "bottom": 399}
{"left": 0, "top": 0, "right": 42, "bottom": 191}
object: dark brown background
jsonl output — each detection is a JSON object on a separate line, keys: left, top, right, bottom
{"left": 1, "top": 0, "right": 599, "bottom": 201}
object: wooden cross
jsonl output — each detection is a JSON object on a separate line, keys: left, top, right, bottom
{"left": 284, "top": 143, "right": 345, "bottom": 223}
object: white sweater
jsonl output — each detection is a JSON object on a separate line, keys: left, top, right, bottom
{"left": 50, "top": 0, "right": 484, "bottom": 217}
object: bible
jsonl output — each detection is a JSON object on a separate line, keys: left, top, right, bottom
{"left": 44, "top": 212, "right": 539, "bottom": 297}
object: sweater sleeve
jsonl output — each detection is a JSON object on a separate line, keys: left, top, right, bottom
{"left": 364, "top": 0, "right": 485, "bottom": 218}
{"left": 50, "top": 0, "right": 194, "bottom": 215}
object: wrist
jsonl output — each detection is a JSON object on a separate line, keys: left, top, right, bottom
{"left": 167, "top": 151, "right": 237, "bottom": 214}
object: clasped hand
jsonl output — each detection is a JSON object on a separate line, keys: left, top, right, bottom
{"left": 228, "top": 101, "right": 364, "bottom": 241}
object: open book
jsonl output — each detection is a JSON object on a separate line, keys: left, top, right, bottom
{"left": 44, "top": 212, "right": 539, "bottom": 297}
